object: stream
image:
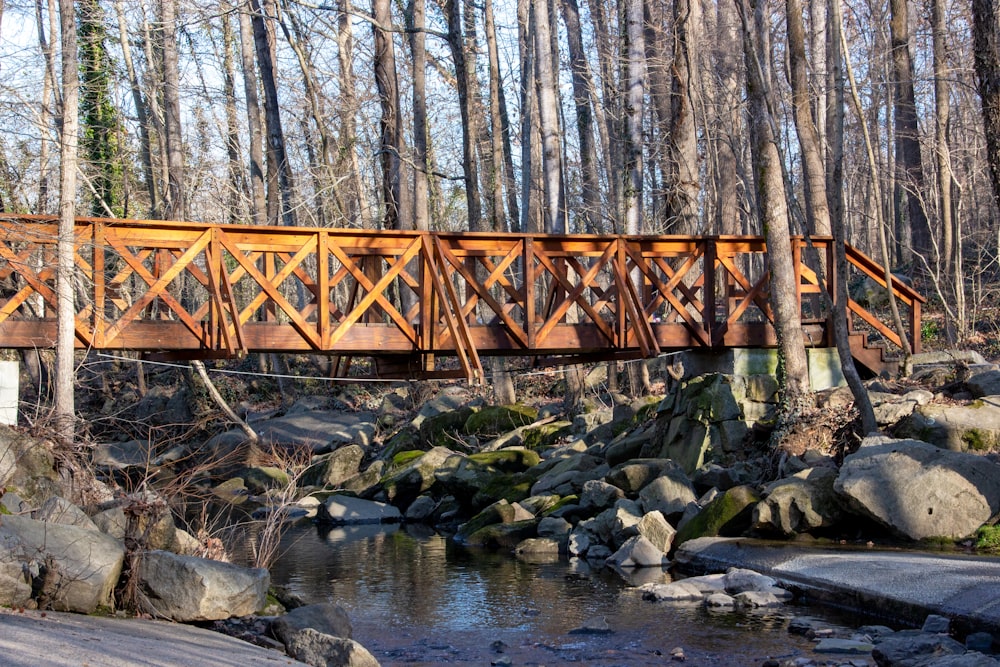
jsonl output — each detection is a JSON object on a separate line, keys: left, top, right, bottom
{"left": 264, "top": 523, "right": 868, "bottom": 666}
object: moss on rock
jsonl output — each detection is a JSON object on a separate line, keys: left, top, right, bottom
{"left": 675, "top": 485, "right": 760, "bottom": 547}
{"left": 464, "top": 404, "right": 539, "bottom": 437}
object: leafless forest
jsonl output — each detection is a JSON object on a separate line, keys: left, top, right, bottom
{"left": 1, "top": 0, "right": 999, "bottom": 353}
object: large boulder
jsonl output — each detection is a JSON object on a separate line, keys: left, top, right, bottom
{"left": 284, "top": 628, "right": 381, "bottom": 667}
{"left": 32, "top": 496, "right": 99, "bottom": 531}
{"left": 463, "top": 404, "right": 538, "bottom": 437}
{"left": 380, "top": 446, "right": 458, "bottom": 507}
{"left": 835, "top": 437, "right": 1000, "bottom": 540}
{"left": 753, "top": 467, "right": 845, "bottom": 536}
{"left": 894, "top": 397, "right": 1000, "bottom": 452}
{"left": 638, "top": 470, "right": 698, "bottom": 518}
{"left": 307, "top": 445, "right": 366, "bottom": 488}
{"left": 674, "top": 485, "right": 760, "bottom": 547}
{"left": 253, "top": 411, "right": 377, "bottom": 453}
{"left": 316, "top": 495, "right": 402, "bottom": 525}
{"left": 0, "top": 514, "right": 124, "bottom": 613}
{"left": 606, "top": 459, "right": 684, "bottom": 495}
{"left": 139, "top": 550, "right": 269, "bottom": 621}
{"left": 270, "top": 602, "right": 353, "bottom": 645}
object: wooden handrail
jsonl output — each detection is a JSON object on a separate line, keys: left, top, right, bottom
{"left": 0, "top": 214, "right": 923, "bottom": 378}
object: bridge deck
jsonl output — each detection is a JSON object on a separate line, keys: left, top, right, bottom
{"left": 0, "top": 215, "right": 923, "bottom": 382}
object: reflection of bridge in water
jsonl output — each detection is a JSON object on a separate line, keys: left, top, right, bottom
{"left": 0, "top": 214, "right": 923, "bottom": 383}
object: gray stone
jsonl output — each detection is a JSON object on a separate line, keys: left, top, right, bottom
{"left": 753, "top": 467, "right": 844, "bottom": 536}
{"left": 705, "top": 593, "right": 736, "bottom": 607}
{"left": 592, "top": 501, "right": 643, "bottom": 547}
{"left": 579, "top": 479, "right": 625, "bottom": 510}
{"left": 410, "top": 387, "right": 473, "bottom": 428}
{"left": 0, "top": 514, "right": 123, "bottom": 613}
{"left": 253, "top": 411, "right": 377, "bottom": 453}
{"left": 284, "top": 628, "right": 381, "bottom": 667}
{"left": 835, "top": 437, "right": 1000, "bottom": 540}
{"left": 403, "top": 495, "right": 437, "bottom": 522}
{"left": 32, "top": 496, "right": 98, "bottom": 531}
{"left": 317, "top": 495, "right": 402, "bottom": 525}
{"left": 92, "top": 439, "right": 156, "bottom": 469}
{"left": 568, "top": 529, "right": 591, "bottom": 556}
{"left": 635, "top": 511, "right": 676, "bottom": 554}
{"left": 733, "top": 591, "right": 784, "bottom": 608}
{"left": 309, "top": 445, "right": 366, "bottom": 488}
{"left": 872, "top": 631, "right": 965, "bottom": 666}
{"left": 514, "top": 537, "right": 564, "bottom": 555}
{"left": 606, "top": 458, "right": 684, "bottom": 495}
{"left": 606, "top": 535, "right": 668, "bottom": 567}
{"left": 91, "top": 507, "right": 128, "bottom": 540}
{"left": 968, "top": 370, "right": 1000, "bottom": 398}
{"left": 270, "top": 602, "right": 353, "bottom": 645}
{"left": 919, "top": 653, "right": 1000, "bottom": 667}
{"left": 640, "top": 580, "right": 704, "bottom": 602}
{"left": 139, "top": 550, "right": 269, "bottom": 622}
{"left": 380, "top": 446, "right": 457, "bottom": 506}
{"left": 813, "top": 638, "right": 874, "bottom": 655}
{"left": 568, "top": 615, "right": 613, "bottom": 635}
{"left": 922, "top": 614, "right": 951, "bottom": 634}
{"left": 537, "top": 516, "right": 572, "bottom": 537}
{"left": 966, "top": 633, "right": 995, "bottom": 653}
{"left": 639, "top": 471, "right": 698, "bottom": 518}
{"left": 896, "top": 397, "right": 1000, "bottom": 452}
{"left": 724, "top": 568, "right": 777, "bottom": 594}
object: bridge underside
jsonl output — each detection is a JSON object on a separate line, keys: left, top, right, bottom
{"left": 0, "top": 215, "right": 923, "bottom": 383}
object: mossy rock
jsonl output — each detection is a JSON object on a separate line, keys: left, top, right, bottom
{"left": 390, "top": 450, "right": 426, "bottom": 469}
{"left": 674, "top": 485, "right": 760, "bottom": 547}
{"left": 470, "top": 473, "right": 535, "bottom": 511}
{"left": 464, "top": 404, "right": 539, "bottom": 437}
{"left": 380, "top": 446, "right": 457, "bottom": 507}
{"left": 467, "top": 449, "right": 541, "bottom": 472}
{"left": 419, "top": 406, "right": 477, "bottom": 448}
{"left": 521, "top": 421, "right": 573, "bottom": 450}
{"left": 539, "top": 494, "right": 578, "bottom": 516}
{"left": 976, "top": 525, "right": 1000, "bottom": 551}
{"left": 463, "top": 519, "right": 540, "bottom": 549}
{"left": 241, "top": 466, "right": 291, "bottom": 494}
{"left": 380, "top": 427, "right": 423, "bottom": 462}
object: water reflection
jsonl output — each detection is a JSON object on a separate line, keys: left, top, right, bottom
{"left": 266, "top": 523, "right": 851, "bottom": 666}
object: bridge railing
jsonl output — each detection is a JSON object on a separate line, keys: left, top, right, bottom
{"left": 0, "top": 214, "right": 922, "bottom": 381}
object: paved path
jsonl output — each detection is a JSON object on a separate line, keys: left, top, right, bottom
{"left": 676, "top": 537, "right": 1000, "bottom": 635}
{"left": 0, "top": 608, "right": 309, "bottom": 667}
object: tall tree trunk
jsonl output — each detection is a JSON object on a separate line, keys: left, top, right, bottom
{"left": 337, "top": 0, "right": 372, "bottom": 228}
{"left": 484, "top": 0, "right": 508, "bottom": 232}
{"left": 56, "top": 0, "right": 79, "bottom": 440}
{"left": 534, "top": 0, "right": 565, "bottom": 233}
{"left": 786, "top": 0, "right": 831, "bottom": 235}
{"left": 445, "top": 0, "right": 482, "bottom": 230}
{"left": 238, "top": 4, "right": 266, "bottom": 226}
{"left": 623, "top": 0, "right": 645, "bottom": 235}
{"left": 37, "top": 0, "right": 56, "bottom": 214}
{"left": 889, "top": 0, "right": 930, "bottom": 266}
{"left": 827, "top": 0, "right": 877, "bottom": 434}
{"left": 373, "top": 0, "right": 406, "bottom": 229}
{"left": 249, "top": 0, "right": 296, "bottom": 227}
{"left": 562, "top": 0, "right": 602, "bottom": 234}
{"left": 116, "top": 0, "right": 158, "bottom": 217}
{"left": 712, "top": 0, "right": 743, "bottom": 235}
{"left": 665, "top": 0, "right": 701, "bottom": 233}
{"left": 740, "top": 0, "right": 811, "bottom": 412}
{"left": 588, "top": 0, "right": 623, "bottom": 229}
{"left": 161, "top": 0, "right": 184, "bottom": 221}
{"left": 221, "top": 7, "right": 245, "bottom": 226}
{"left": 932, "top": 0, "right": 958, "bottom": 340}
{"left": 407, "top": 0, "right": 429, "bottom": 231}
{"left": 975, "top": 0, "right": 1000, "bottom": 211}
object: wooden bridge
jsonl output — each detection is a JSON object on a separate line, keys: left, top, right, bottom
{"left": 0, "top": 214, "right": 923, "bottom": 383}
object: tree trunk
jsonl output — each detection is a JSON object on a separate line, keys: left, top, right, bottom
{"left": 665, "top": 0, "right": 701, "bottom": 234}
{"left": 407, "top": 0, "right": 429, "bottom": 231}
{"left": 889, "top": 0, "right": 930, "bottom": 266}
{"left": 56, "top": 0, "right": 79, "bottom": 440}
{"left": 711, "top": 0, "right": 743, "bottom": 235}
{"left": 740, "top": 0, "right": 811, "bottom": 411}
{"left": 373, "top": 0, "right": 405, "bottom": 229}
{"left": 484, "top": 0, "right": 508, "bottom": 232}
{"left": 623, "top": 0, "right": 645, "bottom": 235}
{"left": 562, "top": 0, "right": 603, "bottom": 234}
{"left": 221, "top": 7, "right": 245, "bottom": 226}
{"left": 534, "top": 0, "right": 565, "bottom": 233}
{"left": 786, "top": 0, "right": 831, "bottom": 235}
{"left": 975, "top": 0, "right": 1000, "bottom": 212}
{"left": 445, "top": 0, "right": 482, "bottom": 231}
{"left": 587, "top": 0, "right": 623, "bottom": 229}
{"left": 161, "top": 0, "right": 184, "bottom": 221}
{"left": 337, "top": 0, "right": 372, "bottom": 228}
{"left": 932, "top": 0, "right": 958, "bottom": 340}
{"left": 238, "top": 4, "right": 266, "bottom": 226}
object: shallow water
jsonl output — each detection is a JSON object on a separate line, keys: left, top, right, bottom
{"left": 266, "top": 523, "right": 860, "bottom": 666}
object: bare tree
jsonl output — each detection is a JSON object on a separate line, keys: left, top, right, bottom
{"left": 534, "top": 0, "right": 565, "bottom": 232}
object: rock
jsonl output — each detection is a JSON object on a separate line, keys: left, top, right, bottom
{"left": 91, "top": 506, "right": 128, "bottom": 540}
{"left": 604, "top": 426, "right": 659, "bottom": 467}
{"left": 341, "top": 461, "right": 385, "bottom": 496}
{"left": 270, "top": 603, "right": 353, "bottom": 645}
{"left": 753, "top": 467, "right": 844, "bottom": 536}
{"left": 918, "top": 654, "right": 1000, "bottom": 667}
{"left": 32, "top": 496, "right": 98, "bottom": 531}
{"left": 92, "top": 439, "right": 157, "bottom": 469}
{"left": 724, "top": 568, "right": 777, "bottom": 594}
{"left": 537, "top": 516, "right": 572, "bottom": 537}
{"left": 580, "top": 479, "right": 625, "bottom": 511}
{"left": 242, "top": 466, "right": 291, "bottom": 494}
{"left": 895, "top": 398, "right": 1000, "bottom": 452}
{"left": 968, "top": 370, "right": 1000, "bottom": 397}
{"left": 606, "top": 535, "right": 669, "bottom": 568}
{"left": 308, "top": 445, "right": 366, "bottom": 488}
{"left": 252, "top": 410, "right": 377, "bottom": 453}
{"left": 464, "top": 404, "right": 538, "bottom": 437}
{"left": 705, "top": 593, "right": 736, "bottom": 608}
{"left": 733, "top": 591, "right": 784, "bottom": 608}
{"left": 568, "top": 529, "right": 591, "bottom": 556}
{"left": 813, "top": 638, "right": 874, "bottom": 654}
{"left": 635, "top": 511, "right": 676, "bottom": 554}
{"left": 317, "top": 495, "right": 402, "bottom": 525}
{"left": 380, "top": 446, "right": 457, "bottom": 507}
{"left": 568, "top": 615, "right": 613, "bottom": 634}
{"left": 835, "top": 437, "right": 1000, "bottom": 540}
{"left": 922, "top": 614, "right": 951, "bottom": 634}
{"left": 514, "top": 537, "right": 563, "bottom": 555}
{"left": 872, "top": 631, "right": 965, "bottom": 666}
{"left": 966, "top": 633, "right": 995, "bottom": 653}
{"left": 410, "top": 386, "right": 474, "bottom": 428}
{"left": 591, "top": 501, "right": 643, "bottom": 547}
{"left": 0, "top": 514, "right": 124, "bottom": 613}
{"left": 674, "top": 485, "right": 760, "bottom": 546}
{"left": 404, "top": 495, "right": 437, "bottom": 522}
{"left": 641, "top": 580, "right": 704, "bottom": 602}
{"left": 139, "top": 550, "right": 269, "bottom": 622}
{"left": 606, "top": 458, "right": 685, "bottom": 495}
{"left": 638, "top": 471, "right": 698, "bottom": 518}
{"left": 530, "top": 453, "right": 604, "bottom": 495}
{"left": 462, "top": 519, "right": 538, "bottom": 549}
{"left": 213, "top": 477, "right": 250, "bottom": 503}
{"left": 284, "top": 628, "right": 381, "bottom": 667}
{"left": 494, "top": 501, "right": 535, "bottom": 524}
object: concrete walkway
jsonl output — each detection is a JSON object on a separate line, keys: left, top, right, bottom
{"left": 0, "top": 608, "right": 309, "bottom": 667}
{"left": 676, "top": 537, "right": 1000, "bottom": 636}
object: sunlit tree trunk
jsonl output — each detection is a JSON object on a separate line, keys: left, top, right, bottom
{"left": 373, "top": 0, "right": 405, "bottom": 229}
{"left": 337, "top": 0, "right": 372, "bottom": 228}
{"left": 238, "top": 4, "right": 266, "bottom": 226}
{"left": 407, "top": 0, "right": 429, "bottom": 231}
{"left": 161, "top": 0, "right": 184, "bottom": 221}
{"left": 445, "top": 0, "right": 482, "bottom": 230}
{"left": 664, "top": 0, "right": 701, "bottom": 234}
{"left": 534, "top": 0, "right": 565, "bottom": 233}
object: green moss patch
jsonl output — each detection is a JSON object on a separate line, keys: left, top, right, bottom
{"left": 464, "top": 404, "right": 539, "bottom": 437}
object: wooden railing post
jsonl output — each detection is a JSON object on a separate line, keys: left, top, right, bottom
{"left": 93, "top": 220, "right": 105, "bottom": 347}
{"left": 524, "top": 236, "right": 535, "bottom": 351}
{"left": 704, "top": 238, "right": 717, "bottom": 346}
